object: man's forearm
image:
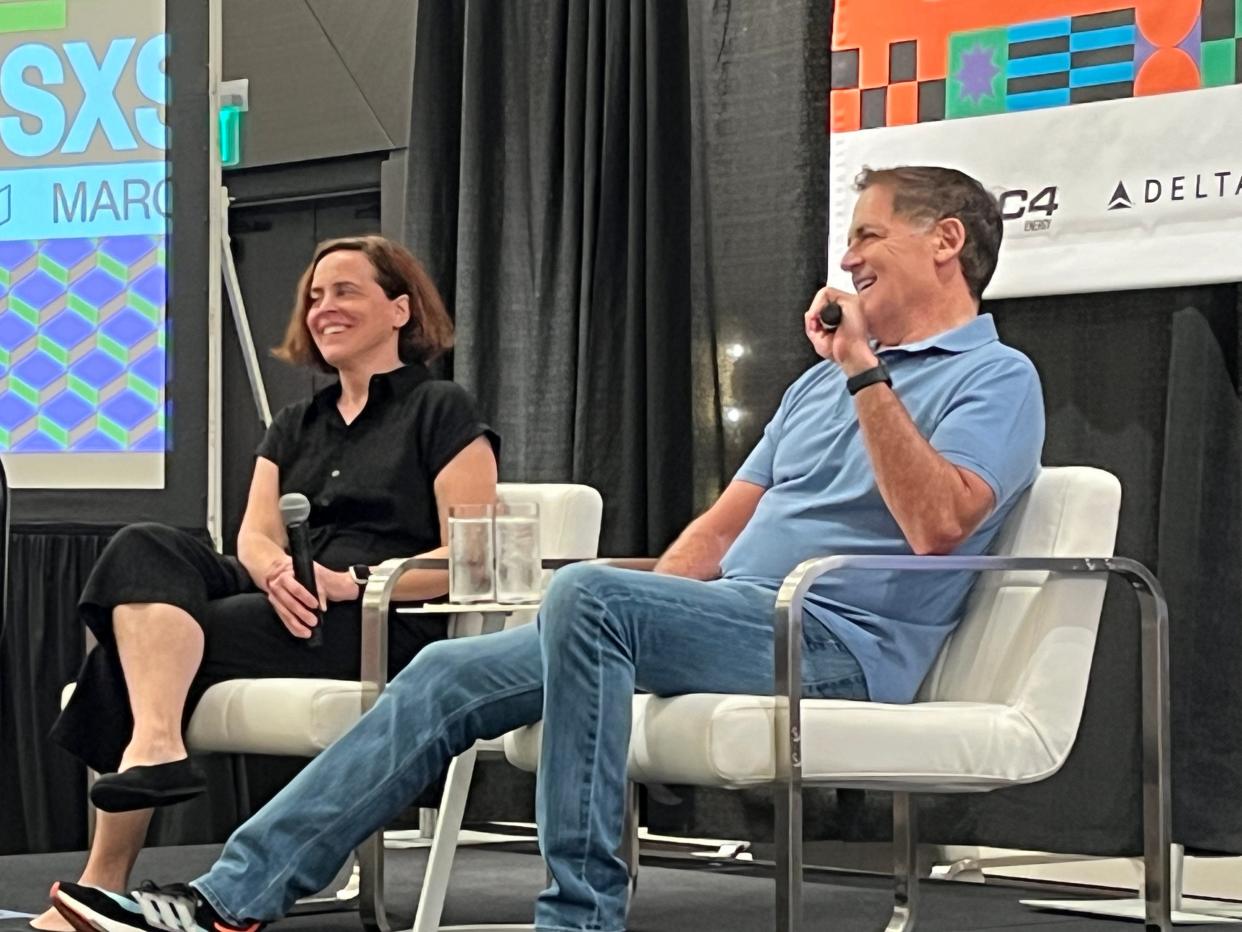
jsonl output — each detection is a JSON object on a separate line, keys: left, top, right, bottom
{"left": 653, "top": 521, "right": 729, "bottom": 580}
{"left": 853, "top": 384, "right": 979, "bottom": 554}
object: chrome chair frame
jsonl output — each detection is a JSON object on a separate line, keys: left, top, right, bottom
{"left": 356, "top": 556, "right": 583, "bottom": 931}
{"left": 771, "top": 554, "right": 1171, "bottom": 932}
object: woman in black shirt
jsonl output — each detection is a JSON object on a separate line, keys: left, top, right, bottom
{"left": 37, "top": 236, "right": 498, "bottom": 931}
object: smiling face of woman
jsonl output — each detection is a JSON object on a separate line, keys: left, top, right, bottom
{"left": 304, "top": 249, "right": 410, "bottom": 372}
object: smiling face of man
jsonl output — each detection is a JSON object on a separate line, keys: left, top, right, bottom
{"left": 839, "top": 183, "right": 944, "bottom": 342}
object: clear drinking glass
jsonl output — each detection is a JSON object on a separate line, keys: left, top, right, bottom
{"left": 494, "top": 501, "right": 542, "bottom": 604}
{"left": 448, "top": 504, "right": 495, "bottom": 603}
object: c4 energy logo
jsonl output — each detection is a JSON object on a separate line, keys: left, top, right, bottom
{"left": 0, "top": 0, "right": 67, "bottom": 35}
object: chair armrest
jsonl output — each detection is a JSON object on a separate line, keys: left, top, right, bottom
{"left": 769, "top": 553, "right": 1170, "bottom": 913}
{"left": 359, "top": 556, "right": 607, "bottom": 709}
{"left": 773, "top": 555, "right": 1164, "bottom": 725}
{"left": 358, "top": 556, "right": 429, "bottom": 714}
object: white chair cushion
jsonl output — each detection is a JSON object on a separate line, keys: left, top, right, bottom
{"left": 184, "top": 678, "right": 374, "bottom": 757}
{"left": 505, "top": 692, "right": 1054, "bottom": 793}
{"left": 62, "top": 678, "right": 373, "bottom": 758}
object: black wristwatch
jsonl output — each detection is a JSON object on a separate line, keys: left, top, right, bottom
{"left": 846, "top": 359, "right": 892, "bottom": 396}
{"left": 348, "top": 564, "right": 372, "bottom": 596}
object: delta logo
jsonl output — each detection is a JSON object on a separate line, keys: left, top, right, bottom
{"left": 1109, "top": 172, "right": 1242, "bottom": 210}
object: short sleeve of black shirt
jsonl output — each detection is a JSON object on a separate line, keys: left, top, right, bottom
{"left": 255, "top": 400, "right": 309, "bottom": 470}
{"left": 416, "top": 381, "right": 500, "bottom": 476}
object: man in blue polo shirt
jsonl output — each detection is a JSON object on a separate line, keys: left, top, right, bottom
{"left": 55, "top": 165, "right": 1043, "bottom": 932}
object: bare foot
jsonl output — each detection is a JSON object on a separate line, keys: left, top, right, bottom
{"left": 29, "top": 904, "right": 73, "bottom": 932}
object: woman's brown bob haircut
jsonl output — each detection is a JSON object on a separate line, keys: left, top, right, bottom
{"left": 273, "top": 235, "right": 454, "bottom": 373}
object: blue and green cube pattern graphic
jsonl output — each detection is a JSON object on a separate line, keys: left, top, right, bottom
{"left": 0, "top": 234, "right": 166, "bottom": 451}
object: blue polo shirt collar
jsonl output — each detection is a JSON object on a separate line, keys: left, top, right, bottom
{"left": 877, "top": 313, "right": 998, "bottom": 356}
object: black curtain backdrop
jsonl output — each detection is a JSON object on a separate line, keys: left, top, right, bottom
{"left": 0, "top": 529, "right": 107, "bottom": 854}
{"left": 404, "top": 0, "right": 695, "bottom": 556}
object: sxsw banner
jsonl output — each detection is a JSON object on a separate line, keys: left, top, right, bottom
{"left": 0, "top": 0, "right": 168, "bottom": 488}
{"left": 828, "top": 0, "right": 1242, "bottom": 299}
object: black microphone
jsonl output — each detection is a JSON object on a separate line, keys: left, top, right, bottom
{"left": 278, "top": 492, "right": 323, "bottom": 647}
{"left": 819, "top": 301, "right": 843, "bottom": 332}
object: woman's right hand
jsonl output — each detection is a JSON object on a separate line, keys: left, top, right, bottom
{"left": 261, "top": 555, "right": 321, "bottom": 638}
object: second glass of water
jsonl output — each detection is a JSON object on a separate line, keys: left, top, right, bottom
{"left": 495, "top": 501, "right": 542, "bottom": 604}
{"left": 448, "top": 503, "right": 495, "bottom": 603}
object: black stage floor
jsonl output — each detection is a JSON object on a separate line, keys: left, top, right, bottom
{"left": 0, "top": 841, "right": 1203, "bottom": 930}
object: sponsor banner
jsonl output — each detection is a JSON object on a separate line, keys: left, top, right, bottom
{"left": 830, "top": 1, "right": 1242, "bottom": 298}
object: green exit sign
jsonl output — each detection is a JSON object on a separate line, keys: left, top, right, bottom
{"left": 0, "top": 0, "right": 67, "bottom": 34}
{"left": 219, "top": 106, "right": 243, "bottom": 167}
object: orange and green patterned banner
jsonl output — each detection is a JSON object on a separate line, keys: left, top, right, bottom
{"left": 831, "top": 1, "right": 1225, "bottom": 131}
{"left": 828, "top": 0, "right": 1242, "bottom": 298}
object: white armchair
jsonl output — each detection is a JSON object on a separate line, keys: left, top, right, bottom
{"left": 402, "top": 483, "right": 603, "bottom": 932}
{"left": 66, "top": 482, "right": 604, "bottom": 932}
{"left": 502, "top": 467, "right": 1172, "bottom": 931}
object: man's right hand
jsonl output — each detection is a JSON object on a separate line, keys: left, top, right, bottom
{"left": 803, "top": 286, "right": 877, "bottom": 375}
{"left": 653, "top": 480, "right": 764, "bottom": 580}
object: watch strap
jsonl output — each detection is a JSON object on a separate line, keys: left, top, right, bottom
{"left": 846, "top": 360, "right": 892, "bottom": 396}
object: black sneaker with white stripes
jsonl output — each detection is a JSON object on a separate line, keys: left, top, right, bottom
{"left": 52, "top": 880, "right": 263, "bottom": 932}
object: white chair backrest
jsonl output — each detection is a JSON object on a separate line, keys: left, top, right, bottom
{"left": 917, "top": 467, "right": 1121, "bottom": 755}
{"left": 497, "top": 482, "right": 603, "bottom": 559}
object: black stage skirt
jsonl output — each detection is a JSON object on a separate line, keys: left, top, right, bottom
{"left": 50, "top": 522, "right": 445, "bottom": 773}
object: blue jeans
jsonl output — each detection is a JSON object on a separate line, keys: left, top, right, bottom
{"left": 193, "top": 564, "right": 868, "bottom": 932}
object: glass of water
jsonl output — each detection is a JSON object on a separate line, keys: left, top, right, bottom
{"left": 494, "top": 501, "right": 542, "bottom": 604}
{"left": 448, "top": 504, "right": 495, "bottom": 603}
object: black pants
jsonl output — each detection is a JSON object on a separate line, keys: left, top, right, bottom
{"left": 51, "top": 523, "right": 445, "bottom": 774}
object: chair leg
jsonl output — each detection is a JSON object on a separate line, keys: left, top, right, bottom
{"left": 774, "top": 772, "right": 803, "bottom": 931}
{"left": 357, "top": 828, "right": 392, "bottom": 932}
{"left": 419, "top": 806, "right": 439, "bottom": 839}
{"left": 412, "top": 745, "right": 479, "bottom": 932}
{"left": 619, "top": 783, "right": 640, "bottom": 904}
{"left": 86, "top": 767, "right": 98, "bottom": 845}
{"left": 619, "top": 789, "right": 643, "bottom": 932}
{"left": 884, "top": 793, "right": 919, "bottom": 932}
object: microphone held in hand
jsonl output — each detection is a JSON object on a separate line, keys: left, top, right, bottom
{"left": 818, "top": 301, "right": 843, "bottom": 332}
{"left": 278, "top": 492, "right": 323, "bottom": 647}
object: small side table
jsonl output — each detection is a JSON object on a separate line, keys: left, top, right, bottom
{"left": 396, "top": 601, "right": 541, "bottom": 615}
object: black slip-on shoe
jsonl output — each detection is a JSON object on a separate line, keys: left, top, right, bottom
{"left": 88, "top": 759, "right": 207, "bottom": 813}
{"left": 52, "top": 880, "right": 263, "bottom": 932}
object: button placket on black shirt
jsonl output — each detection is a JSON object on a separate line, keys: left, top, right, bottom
{"left": 256, "top": 363, "right": 498, "bottom": 572}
